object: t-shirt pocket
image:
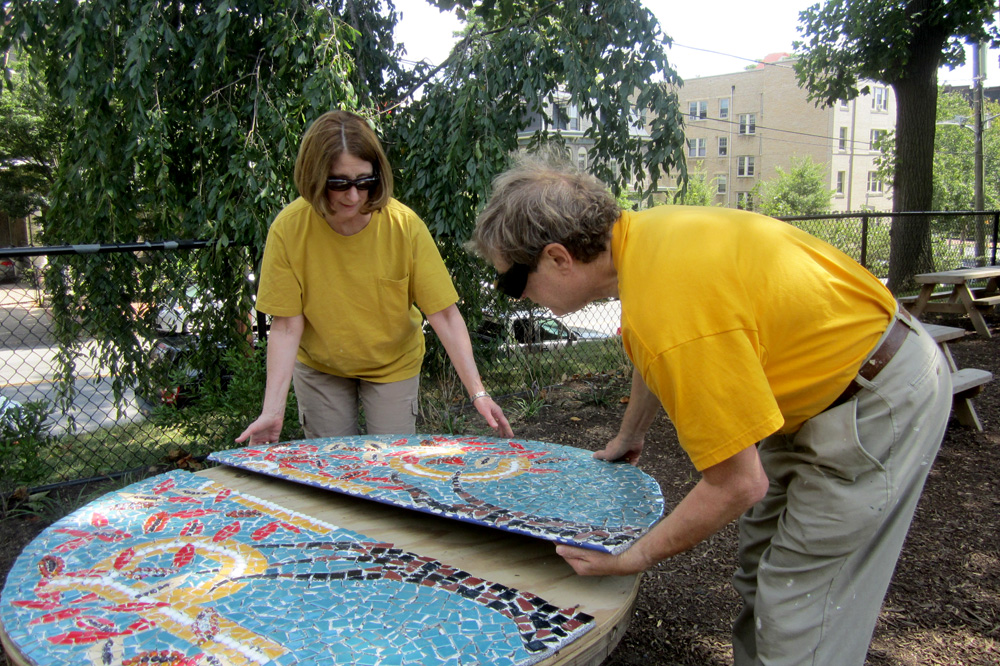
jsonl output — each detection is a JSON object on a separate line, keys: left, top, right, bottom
{"left": 378, "top": 275, "right": 411, "bottom": 314}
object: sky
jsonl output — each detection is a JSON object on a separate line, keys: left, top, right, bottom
{"left": 392, "top": 0, "right": 1000, "bottom": 89}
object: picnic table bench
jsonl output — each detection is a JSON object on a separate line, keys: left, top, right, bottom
{"left": 922, "top": 322, "right": 993, "bottom": 431}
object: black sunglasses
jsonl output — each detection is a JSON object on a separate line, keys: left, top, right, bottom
{"left": 495, "top": 262, "right": 531, "bottom": 299}
{"left": 326, "top": 174, "right": 380, "bottom": 192}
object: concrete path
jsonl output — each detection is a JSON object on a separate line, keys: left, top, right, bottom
{"left": 1, "top": 285, "right": 144, "bottom": 434}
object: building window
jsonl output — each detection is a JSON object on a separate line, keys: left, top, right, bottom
{"left": 524, "top": 111, "right": 544, "bottom": 132}
{"left": 838, "top": 127, "right": 848, "bottom": 151}
{"left": 739, "top": 113, "right": 756, "bottom": 135}
{"left": 867, "top": 171, "right": 883, "bottom": 194}
{"left": 566, "top": 104, "right": 581, "bottom": 131}
{"left": 628, "top": 106, "right": 646, "bottom": 131}
{"left": 719, "top": 98, "right": 729, "bottom": 119}
{"left": 688, "top": 138, "right": 706, "bottom": 157}
{"left": 717, "top": 175, "right": 727, "bottom": 194}
{"left": 737, "top": 156, "right": 755, "bottom": 177}
{"left": 718, "top": 137, "right": 728, "bottom": 156}
{"left": 836, "top": 171, "right": 846, "bottom": 195}
{"left": 870, "top": 129, "right": 887, "bottom": 149}
{"left": 872, "top": 87, "right": 888, "bottom": 112}
{"left": 737, "top": 192, "right": 754, "bottom": 210}
{"left": 688, "top": 101, "right": 708, "bottom": 121}
{"left": 840, "top": 99, "right": 849, "bottom": 109}
{"left": 552, "top": 104, "right": 570, "bottom": 130}
{"left": 577, "top": 147, "right": 588, "bottom": 171}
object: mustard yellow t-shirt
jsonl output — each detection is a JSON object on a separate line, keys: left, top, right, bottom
{"left": 611, "top": 206, "right": 897, "bottom": 471}
{"left": 256, "top": 197, "right": 459, "bottom": 382}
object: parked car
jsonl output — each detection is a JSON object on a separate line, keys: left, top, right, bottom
{"left": 136, "top": 278, "right": 256, "bottom": 413}
{"left": 137, "top": 334, "right": 220, "bottom": 413}
{"left": 0, "top": 258, "right": 17, "bottom": 283}
{"left": 475, "top": 310, "right": 611, "bottom": 354}
{"left": 0, "top": 395, "right": 22, "bottom": 427}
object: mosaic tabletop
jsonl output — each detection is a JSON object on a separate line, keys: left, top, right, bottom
{"left": 1, "top": 470, "right": 595, "bottom": 666}
{"left": 209, "top": 435, "right": 664, "bottom": 554}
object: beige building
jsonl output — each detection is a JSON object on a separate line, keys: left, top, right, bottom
{"left": 672, "top": 55, "right": 896, "bottom": 212}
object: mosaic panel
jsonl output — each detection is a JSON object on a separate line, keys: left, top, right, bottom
{"left": 209, "top": 435, "right": 664, "bottom": 554}
{"left": 1, "top": 470, "right": 595, "bottom": 666}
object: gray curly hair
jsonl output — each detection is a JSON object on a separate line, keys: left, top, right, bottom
{"left": 469, "top": 156, "right": 621, "bottom": 267}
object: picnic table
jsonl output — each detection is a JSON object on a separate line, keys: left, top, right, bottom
{"left": 902, "top": 266, "right": 1000, "bottom": 338}
{"left": 922, "top": 322, "right": 993, "bottom": 431}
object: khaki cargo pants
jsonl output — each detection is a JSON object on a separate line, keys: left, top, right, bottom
{"left": 732, "top": 316, "right": 952, "bottom": 665}
{"left": 292, "top": 361, "right": 420, "bottom": 437}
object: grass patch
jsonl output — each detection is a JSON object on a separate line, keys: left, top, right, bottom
{"left": 36, "top": 420, "right": 191, "bottom": 487}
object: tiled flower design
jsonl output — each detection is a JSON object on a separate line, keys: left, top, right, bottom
{"left": 1, "top": 471, "right": 594, "bottom": 666}
{"left": 209, "top": 435, "right": 664, "bottom": 554}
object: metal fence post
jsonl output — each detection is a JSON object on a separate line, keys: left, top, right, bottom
{"left": 860, "top": 214, "right": 870, "bottom": 269}
{"left": 992, "top": 212, "right": 999, "bottom": 266}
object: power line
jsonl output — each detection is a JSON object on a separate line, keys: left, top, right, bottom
{"left": 685, "top": 116, "right": 885, "bottom": 149}
{"left": 668, "top": 43, "right": 797, "bottom": 72}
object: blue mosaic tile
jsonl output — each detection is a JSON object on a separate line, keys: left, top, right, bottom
{"left": 1, "top": 471, "right": 595, "bottom": 666}
{"left": 210, "top": 434, "right": 664, "bottom": 554}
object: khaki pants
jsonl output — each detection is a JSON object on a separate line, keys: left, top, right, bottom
{"left": 291, "top": 361, "right": 420, "bottom": 437}
{"left": 732, "top": 316, "right": 952, "bottom": 665}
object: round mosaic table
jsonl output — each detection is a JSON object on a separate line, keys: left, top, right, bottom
{"left": 1, "top": 465, "right": 640, "bottom": 666}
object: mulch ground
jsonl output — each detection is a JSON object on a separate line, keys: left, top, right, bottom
{"left": 1, "top": 311, "right": 998, "bottom": 665}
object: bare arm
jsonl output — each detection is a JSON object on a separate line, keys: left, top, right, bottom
{"left": 426, "top": 303, "right": 514, "bottom": 437}
{"left": 557, "top": 443, "right": 769, "bottom": 575}
{"left": 594, "top": 366, "right": 661, "bottom": 464}
{"left": 235, "top": 314, "right": 304, "bottom": 446}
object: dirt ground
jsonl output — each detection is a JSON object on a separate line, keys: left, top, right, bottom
{"left": 1, "top": 310, "right": 998, "bottom": 665}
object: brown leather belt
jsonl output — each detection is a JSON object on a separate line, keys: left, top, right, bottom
{"left": 830, "top": 310, "right": 915, "bottom": 408}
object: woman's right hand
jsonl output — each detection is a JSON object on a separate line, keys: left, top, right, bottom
{"left": 235, "top": 413, "right": 284, "bottom": 447}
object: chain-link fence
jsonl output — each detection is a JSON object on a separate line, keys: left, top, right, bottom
{"left": 783, "top": 210, "right": 1000, "bottom": 284}
{"left": 0, "top": 241, "right": 261, "bottom": 495}
{"left": 2, "top": 211, "right": 998, "bottom": 493}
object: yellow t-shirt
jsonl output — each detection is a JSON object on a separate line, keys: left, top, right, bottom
{"left": 611, "top": 206, "right": 897, "bottom": 471}
{"left": 256, "top": 197, "right": 459, "bottom": 382}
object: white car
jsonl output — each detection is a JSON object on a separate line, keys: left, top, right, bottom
{"left": 0, "top": 395, "right": 23, "bottom": 427}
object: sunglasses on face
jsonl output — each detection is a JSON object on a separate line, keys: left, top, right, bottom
{"left": 495, "top": 262, "right": 531, "bottom": 299}
{"left": 326, "top": 175, "right": 380, "bottom": 192}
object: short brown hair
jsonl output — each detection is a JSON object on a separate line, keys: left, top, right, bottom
{"left": 469, "top": 156, "right": 620, "bottom": 267}
{"left": 294, "top": 110, "right": 394, "bottom": 218}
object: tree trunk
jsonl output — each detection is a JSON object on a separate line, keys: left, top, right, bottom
{"left": 887, "top": 34, "right": 947, "bottom": 293}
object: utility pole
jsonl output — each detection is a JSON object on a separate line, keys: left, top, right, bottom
{"left": 973, "top": 41, "right": 987, "bottom": 264}
{"left": 973, "top": 42, "right": 984, "bottom": 212}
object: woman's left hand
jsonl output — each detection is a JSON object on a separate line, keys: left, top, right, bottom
{"left": 474, "top": 396, "right": 514, "bottom": 438}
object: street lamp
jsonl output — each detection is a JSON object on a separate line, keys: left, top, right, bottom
{"left": 935, "top": 112, "right": 1000, "bottom": 212}
{"left": 935, "top": 110, "right": 1000, "bottom": 265}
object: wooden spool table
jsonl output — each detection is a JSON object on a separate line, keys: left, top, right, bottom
{"left": 1, "top": 465, "right": 641, "bottom": 666}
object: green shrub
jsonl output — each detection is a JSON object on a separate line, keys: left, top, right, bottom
{"left": 0, "top": 399, "right": 55, "bottom": 491}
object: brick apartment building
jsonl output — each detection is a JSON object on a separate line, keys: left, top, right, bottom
{"left": 671, "top": 54, "right": 896, "bottom": 212}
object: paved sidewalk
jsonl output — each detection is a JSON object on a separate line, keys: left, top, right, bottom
{"left": 1, "top": 283, "right": 143, "bottom": 434}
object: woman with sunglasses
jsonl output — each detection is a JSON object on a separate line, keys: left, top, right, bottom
{"left": 237, "top": 110, "right": 511, "bottom": 446}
